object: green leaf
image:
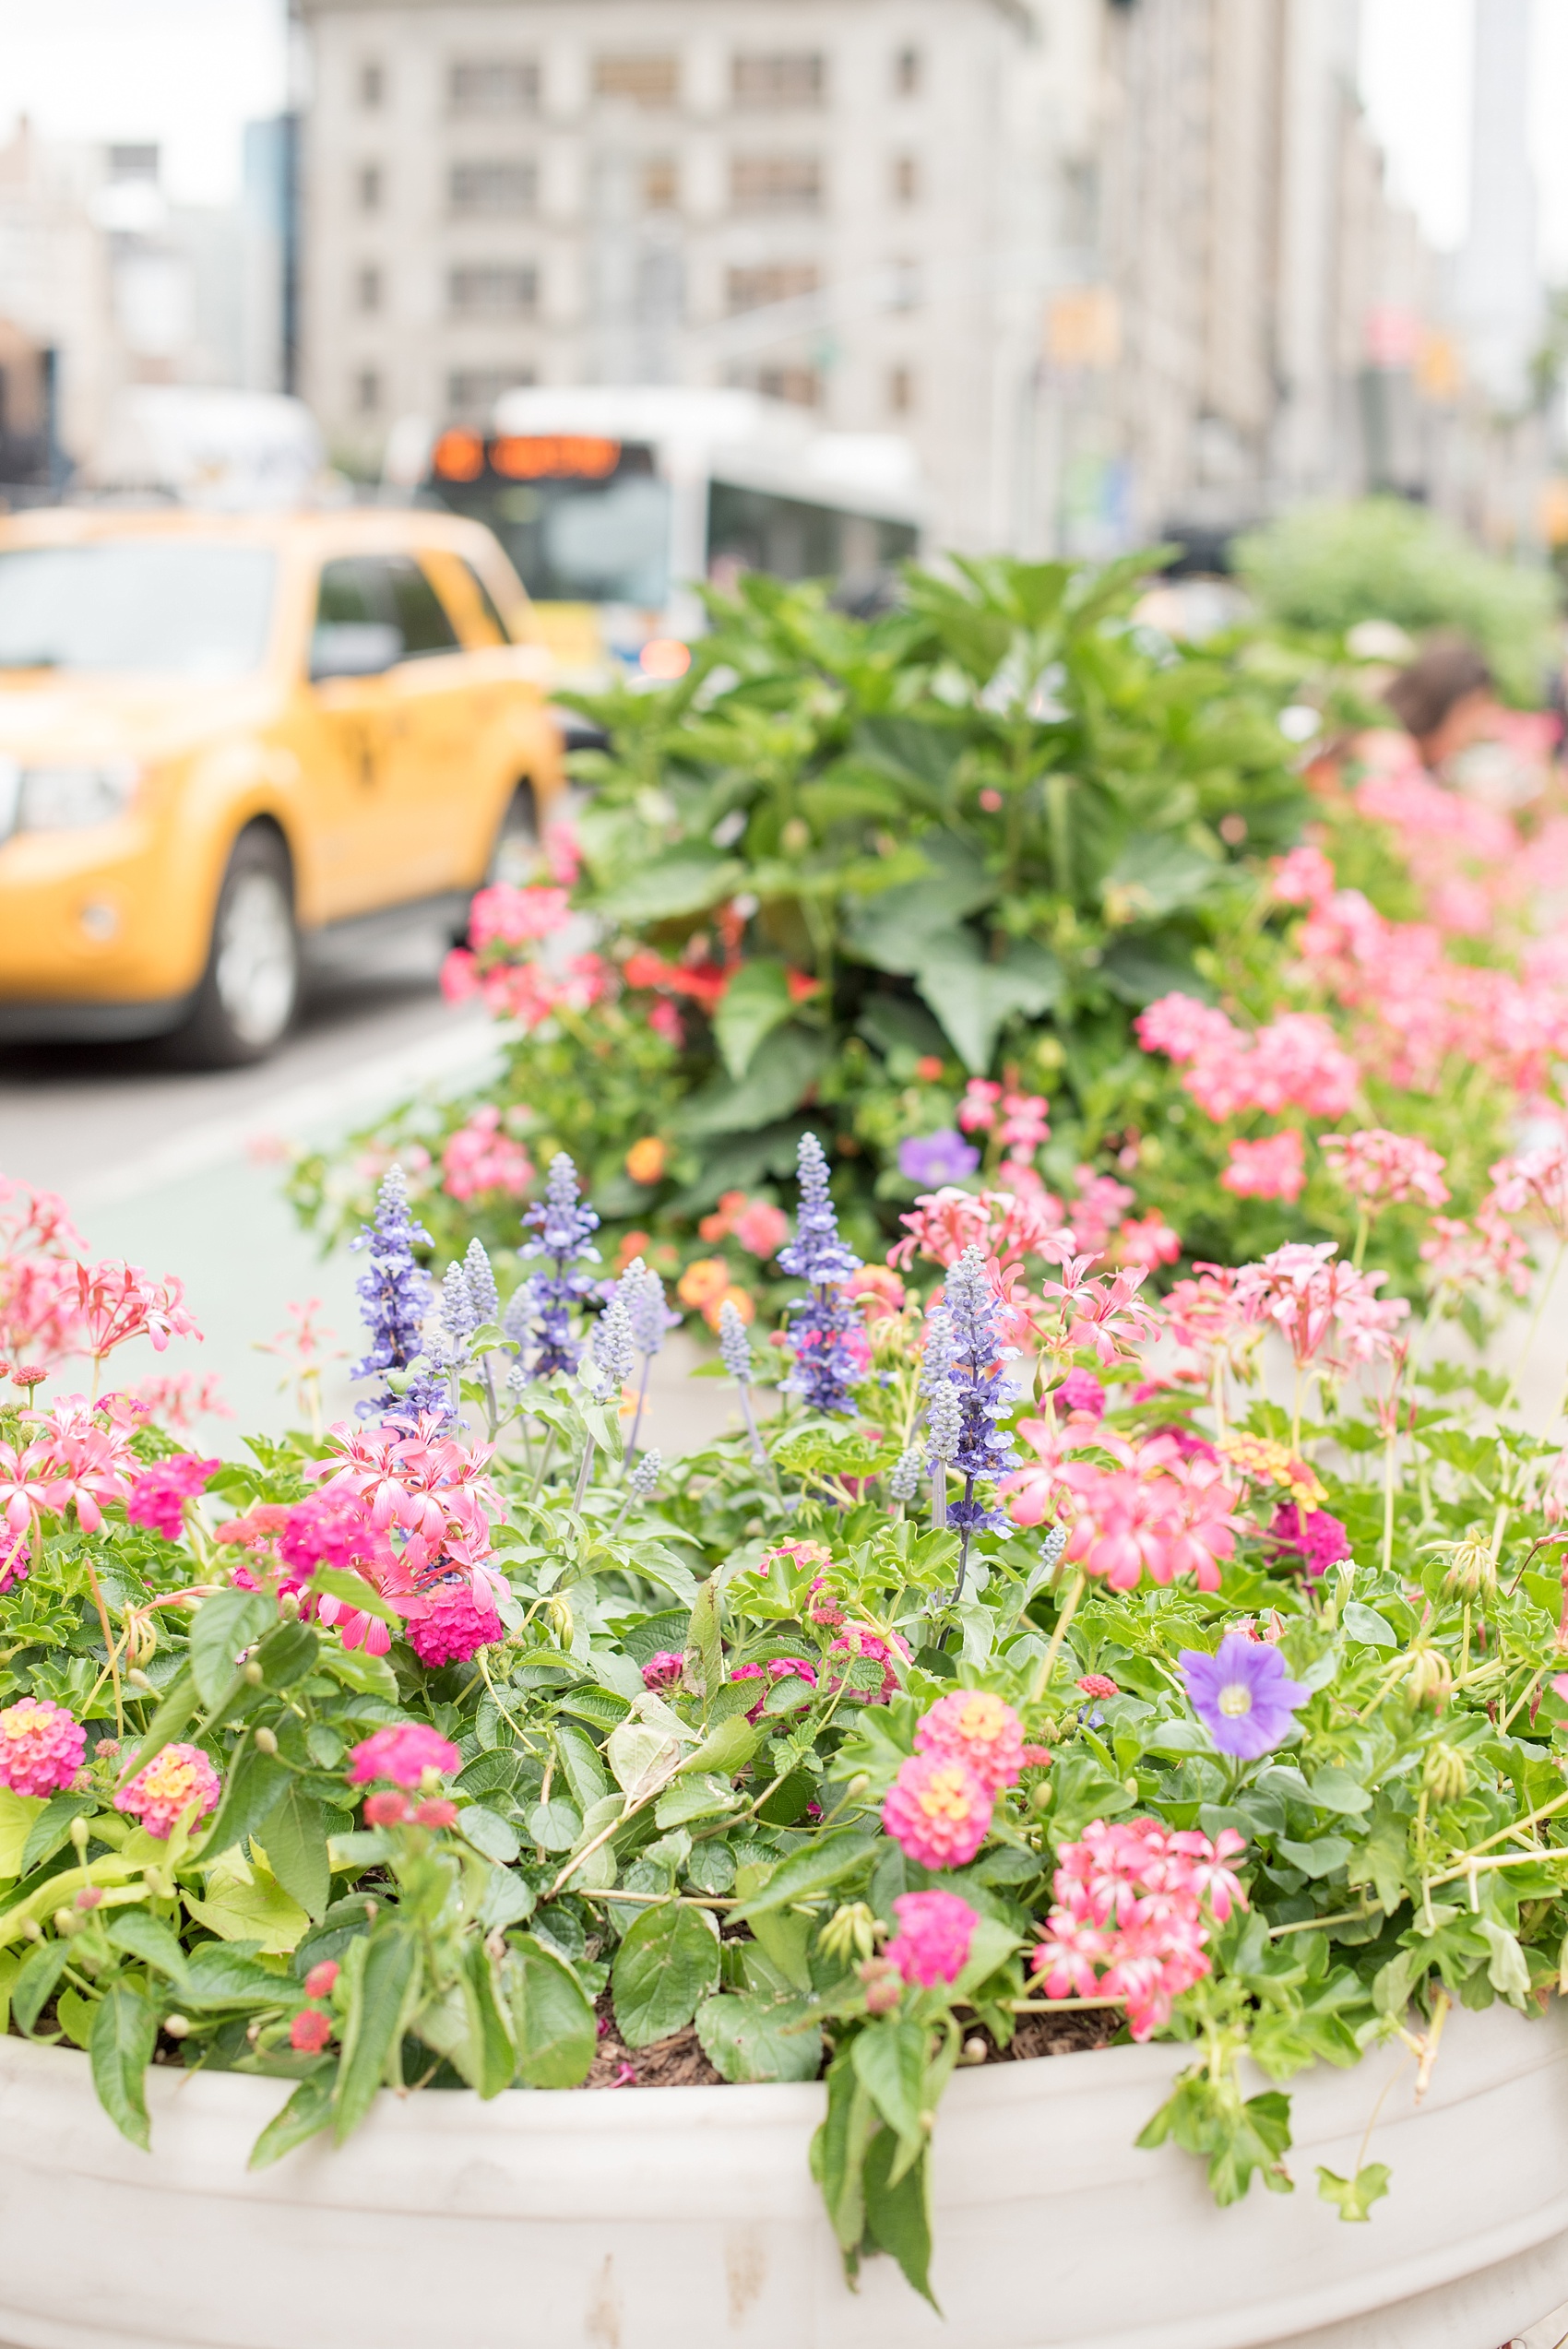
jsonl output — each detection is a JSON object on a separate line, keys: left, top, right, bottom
{"left": 851, "top": 2016, "right": 927, "bottom": 2145}
{"left": 119, "top": 1666, "right": 197, "bottom": 1782}
{"left": 310, "top": 1568, "right": 401, "bottom": 1630}
{"left": 316, "top": 1645, "right": 399, "bottom": 1702}
{"left": 685, "top": 1578, "right": 725, "bottom": 1712}
{"left": 185, "top": 1869, "right": 310, "bottom": 1955}
{"left": 606, "top": 1720, "right": 682, "bottom": 1797}
{"left": 1342, "top": 1603, "right": 1397, "bottom": 1650}
{"left": 19, "top": 1792, "right": 98, "bottom": 1877}
{"left": 843, "top": 833, "right": 989, "bottom": 972}
{"left": 55, "top": 1986, "right": 94, "bottom": 2048}
{"left": 695, "top": 1991, "right": 822, "bottom": 2083}
{"left": 1307, "top": 1768, "right": 1372, "bottom": 1818}
{"left": 681, "top": 1026, "right": 828, "bottom": 1140}
{"left": 552, "top": 1724, "right": 611, "bottom": 1810}
{"left": 810, "top": 2049, "right": 876, "bottom": 2259}
{"left": 262, "top": 1785, "right": 331, "bottom": 1923}
{"left": 678, "top": 1714, "right": 763, "bottom": 1780}
{"left": 89, "top": 1984, "right": 157, "bottom": 2151}
{"left": 184, "top": 1943, "right": 292, "bottom": 2007}
{"left": 1316, "top": 2163, "right": 1391, "bottom": 2223}
{"left": 597, "top": 848, "right": 745, "bottom": 925}
{"left": 199, "top": 1746, "right": 292, "bottom": 1864}
{"left": 188, "top": 1589, "right": 273, "bottom": 1708}
{"left": 654, "top": 1774, "right": 739, "bottom": 1831}
{"left": 11, "top": 1938, "right": 71, "bottom": 2035}
{"left": 334, "top": 1928, "right": 421, "bottom": 2141}
{"left": 526, "top": 1798, "right": 584, "bottom": 1852}
{"left": 713, "top": 959, "right": 795, "bottom": 1081}
{"left": 478, "top": 1867, "right": 537, "bottom": 1935}
{"left": 0, "top": 1788, "right": 43, "bottom": 1876}
{"left": 1481, "top": 1917, "right": 1531, "bottom": 2005}
{"left": 457, "top": 1806, "right": 521, "bottom": 1866}
{"left": 507, "top": 1936, "right": 597, "bottom": 2088}
{"left": 912, "top": 931, "right": 1062, "bottom": 1074}
{"left": 105, "top": 1908, "right": 194, "bottom": 1993}
{"left": 612, "top": 1902, "right": 721, "bottom": 2047}
{"left": 256, "top": 1619, "right": 321, "bottom": 1690}
{"left": 731, "top": 1831, "right": 880, "bottom": 1921}
{"left": 1275, "top": 1835, "right": 1353, "bottom": 1880}
{"left": 0, "top": 1948, "right": 21, "bottom": 2036}
{"left": 459, "top": 1940, "right": 517, "bottom": 2098}
{"left": 249, "top": 2072, "right": 336, "bottom": 2170}
{"left": 862, "top": 2127, "right": 938, "bottom": 2309}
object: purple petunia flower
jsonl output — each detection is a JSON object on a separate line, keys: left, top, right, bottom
{"left": 1178, "top": 1633, "right": 1309, "bottom": 1761}
{"left": 899, "top": 1131, "right": 980, "bottom": 1187}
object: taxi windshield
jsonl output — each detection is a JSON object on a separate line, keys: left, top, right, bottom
{"left": 0, "top": 542, "right": 278, "bottom": 679}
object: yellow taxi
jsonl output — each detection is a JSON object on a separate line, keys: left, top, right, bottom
{"left": 0, "top": 505, "right": 565, "bottom": 1062}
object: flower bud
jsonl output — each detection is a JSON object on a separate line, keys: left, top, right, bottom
{"left": 53, "top": 1907, "right": 76, "bottom": 1936}
{"left": 163, "top": 2013, "right": 191, "bottom": 2039}
{"left": 303, "top": 1959, "right": 340, "bottom": 1999}
{"left": 1423, "top": 1743, "right": 1470, "bottom": 1805}
{"left": 252, "top": 1726, "right": 279, "bottom": 1756}
{"left": 94, "top": 1738, "right": 121, "bottom": 1760}
{"left": 1408, "top": 1649, "right": 1454, "bottom": 1711}
{"left": 68, "top": 1816, "right": 90, "bottom": 1857}
{"left": 545, "top": 1595, "right": 575, "bottom": 1646}
{"left": 1443, "top": 1532, "right": 1496, "bottom": 1599}
{"left": 415, "top": 1797, "right": 457, "bottom": 1829}
{"left": 126, "top": 1668, "right": 153, "bottom": 1691}
{"left": 279, "top": 1591, "right": 301, "bottom": 1620}
{"left": 818, "top": 1901, "right": 878, "bottom": 1965}
{"left": 857, "top": 1957, "right": 903, "bottom": 2015}
{"left": 1030, "top": 1779, "right": 1054, "bottom": 1814}
{"left": 75, "top": 1886, "right": 102, "bottom": 1912}
{"left": 243, "top": 1661, "right": 265, "bottom": 1687}
{"left": 364, "top": 1789, "right": 409, "bottom": 1827}
{"left": 960, "top": 2036, "right": 989, "bottom": 2067}
{"left": 843, "top": 1774, "right": 871, "bottom": 1804}
{"left": 22, "top": 1917, "right": 42, "bottom": 1942}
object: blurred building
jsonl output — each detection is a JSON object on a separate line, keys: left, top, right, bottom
{"left": 292, "top": 0, "right": 1543, "bottom": 557}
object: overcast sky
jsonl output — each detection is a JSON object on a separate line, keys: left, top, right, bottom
{"left": 0, "top": 0, "right": 1566, "bottom": 275}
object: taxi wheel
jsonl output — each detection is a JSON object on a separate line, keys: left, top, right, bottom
{"left": 174, "top": 829, "right": 301, "bottom": 1066}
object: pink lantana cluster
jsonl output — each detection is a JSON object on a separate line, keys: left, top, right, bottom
{"left": 731, "top": 1656, "right": 818, "bottom": 1722}
{"left": 1320, "top": 1129, "right": 1449, "bottom": 1214}
{"left": 403, "top": 1579, "right": 505, "bottom": 1668}
{"left": 125, "top": 1453, "right": 220, "bottom": 1541}
{"left": 882, "top": 1694, "right": 1024, "bottom": 1867}
{"left": 1232, "top": 1241, "right": 1408, "bottom": 1371}
{"left": 1031, "top": 1817, "right": 1246, "bottom": 2039}
{"left": 885, "top": 1890, "right": 980, "bottom": 1987}
{"left": 823, "top": 1623, "right": 910, "bottom": 1704}
{"left": 1004, "top": 1427, "right": 1242, "bottom": 1592}
{"left": 349, "top": 1723, "right": 461, "bottom": 1787}
{"left": 1135, "top": 994, "right": 1359, "bottom": 1122}
{"left": 440, "top": 1106, "right": 535, "bottom": 1204}
{"left": 0, "top": 1698, "right": 85, "bottom": 1797}
{"left": 114, "top": 1741, "right": 221, "bottom": 1840}
{"left": 1220, "top": 1131, "right": 1306, "bottom": 1204}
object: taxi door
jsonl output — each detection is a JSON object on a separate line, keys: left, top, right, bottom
{"left": 291, "top": 553, "right": 406, "bottom": 919}
{"left": 374, "top": 552, "right": 490, "bottom": 896}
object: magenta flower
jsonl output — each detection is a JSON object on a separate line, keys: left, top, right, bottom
{"left": 125, "top": 1453, "right": 220, "bottom": 1541}
{"left": 881, "top": 1751, "right": 992, "bottom": 1869}
{"left": 1057, "top": 1369, "right": 1105, "bottom": 1420}
{"left": 114, "top": 1740, "right": 220, "bottom": 1839}
{"left": 898, "top": 1132, "right": 980, "bottom": 1188}
{"left": 348, "top": 1723, "right": 460, "bottom": 1787}
{"left": 1269, "top": 1502, "right": 1352, "bottom": 1578}
{"left": 403, "top": 1582, "right": 504, "bottom": 1667}
{"left": 0, "top": 1698, "right": 85, "bottom": 1797}
{"left": 913, "top": 1690, "right": 1024, "bottom": 1794}
{"left": 886, "top": 1890, "right": 979, "bottom": 1987}
{"left": 1179, "top": 1633, "right": 1308, "bottom": 1761}
{"left": 641, "top": 1651, "right": 684, "bottom": 1692}
{"left": 730, "top": 1657, "right": 817, "bottom": 1723}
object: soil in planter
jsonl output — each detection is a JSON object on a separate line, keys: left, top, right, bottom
{"left": 980, "top": 2008, "right": 1127, "bottom": 2064}
{"left": 587, "top": 1994, "right": 725, "bottom": 2090}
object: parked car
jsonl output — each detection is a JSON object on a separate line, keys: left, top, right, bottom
{"left": 0, "top": 506, "right": 565, "bottom": 1062}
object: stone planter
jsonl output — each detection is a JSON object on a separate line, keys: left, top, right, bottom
{"left": 0, "top": 2002, "right": 1566, "bottom": 2349}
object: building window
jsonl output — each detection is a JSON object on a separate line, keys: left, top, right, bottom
{"left": 894, "top": 46, "right": 921, "bottom": 96}
{"left": 725, "top": 261, "right": 819, "bottom": 314}
{"left": 594, "top": 54, "right": 679, "bottom": 107}
{"left": 730, "top": 155, "right": 822, "bottom": 215}
{"left": 447, "top": 365, "right": 537, "bottom": 417}
{"left": 755, "top": 363, "right": 821, "bottom": 408}
{"left": 449, "top": 160, "right": 538, "bottom": 215}
{"left": 449, "top": 59, "right": 540, "bottom": 114}
{"left": 642, "top": 157, "right": 679, "bottom": 211}
{"left": 356, "top": 263, "right": 383, "bottom": 314}
{"left": 354, "top": 367, "right": 381, "bottom": 413}
{"left": 448, "top": 264, "right": 539, "bottom": 316}
{"left": 888, "top": 364, "right": 914, "bottom": 415}
{"left": 359, "top": 60, "right": 385, "bottom": 110}
{"left": 731, "top": 53, "right": 826, "bottom": 107}
{"left": 892, "top": 154, "right": 919, "bottom": 206}
{"left": 357, "top": 162, "right": 382, "bottom": 212}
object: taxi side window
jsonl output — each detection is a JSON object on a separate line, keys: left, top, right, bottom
{"left": 315, "top": 557, "right": 381, "bottom": 626}
{"left": 461, "top": 561, "right": 512, "bottom": 645}
{"left": 385, "top": 556, "right": 460, "bottom": 658}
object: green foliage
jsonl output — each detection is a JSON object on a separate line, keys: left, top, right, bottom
{"left": 1233, "top": 497, "right": 1558, "bottom": 703}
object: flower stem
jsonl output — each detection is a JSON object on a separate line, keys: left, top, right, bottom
{"left": 1030, "top": 1570, "right": 1087, "bottom": 1705}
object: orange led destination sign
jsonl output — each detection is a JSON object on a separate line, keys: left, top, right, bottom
{"left": 488, "top": 434, "right": 623, "bottom": 480}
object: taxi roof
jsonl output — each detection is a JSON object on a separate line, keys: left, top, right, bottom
{"left": 0, "top": 503, "right": 504, "bottom": 564}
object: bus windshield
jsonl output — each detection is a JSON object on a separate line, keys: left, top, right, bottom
{"left": 423, "top": 433, "right": 671, "bottom": 606}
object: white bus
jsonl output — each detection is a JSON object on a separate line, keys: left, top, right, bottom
{"left": 390, "top": 386, "right": 924, "bottom": 682}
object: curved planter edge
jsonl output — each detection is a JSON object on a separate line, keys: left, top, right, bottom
{"left": 0, "top": 2003, "right": 1565, "bottom": 2349}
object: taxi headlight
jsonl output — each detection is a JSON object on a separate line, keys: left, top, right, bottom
{"left": 10, "top": 762, "right": 141, "bottom": 834}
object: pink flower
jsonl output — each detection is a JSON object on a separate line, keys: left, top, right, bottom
{"left": 440, "top": 947, "right": 480, "bottom": 1003}
{"left": 1058, "top": 1369, "right": 1106, "bottom": 1419}
{"left": 291, "top": 2011, "right": 333, "bottom": 2053}
{"left": 1270, "top": 844, "right": 1336, "bottom": 907}
{"left": 1004, "top": 1427, "right": 1242, "bottom": 1593}
{"left": 1486, "top": 1139, "right": 1568, "bottom": 1241}
{"left": 1269, "top": 1503, "right": 1352, "bottom": 1577}
{"left": 468, "top": 882, "right": 572, "bottom": 949}
{"left": 1076, "top": 1673, "right": 1119, "bottom": 1700}
{"left": 886, "top": 1890, "right": 980, "bottom": 1987}
{"left": 0, "top": 1536, "right": 29, "bottom": 1594}
{"left": 402, "top": 1579, "right": 505, "bottom": 1667}
{"left": 349, "top": 1723, "right": 460, "bottom": 1787}
{"left": 732, "top": 1200, "right": 790, "bottom": 1260}
{"left": 1232, "top": 1241, "right": 1408, "bottom": 1370}
{"left": 440, "top": 1107, "right": 535, "bottom": 1204}
{"left": 914, "top": 1691, "right": 1025, "bottom": 1794}
{"left": 416, "top": 1797, "right": 457, "bottom": 1828}
{"left": 303, "top": 1960, "right": 339, "bottom": 1998}
{"left": 956, "top": 1079, "right": 1003, "bottom": 1133}
{"left": 1320, "top": 1129, "right": 1449, "bottom": 1213}
{"left": 0, "top": 1699, "right": 85, "bottom": 1796}
{"left": 647, "top": 999, "right": 684, "bottom": 1047}
{"left": 641, "top": 1651, "right": 684, "bottom": 1691}
{"left": 1136, "top": 996, "right": 1357, "bottom": 1122}
{"left": 1030, "top": 1817, "right": 1245, "bottom": 2038}
{"left": 1116, "top": 1212, "right": 1181, "bottom": 1271}
{"left": 824, "top": 1625, "right": 910, "bottom": 1704}
{"left": 1220, "top": 1132, "right": 1306, "bottom": 1204}
{"left": 72, "top": 1261, "right": 201, "bottom": 1359}
{"left": 731, "top": 1657, "right": 817, "bottom": 1722}
{"left": 364, "top": 1789, "right": 409, "bottom": 1826}
{"left": 125, "top": 1453, "right": 220, "bottom": 1541}
{"left": 114, "top": 1741, "right": 221, "bottom": 1839}
{"left": 881, "top": 1751, "right": 992, "bottom": 1869}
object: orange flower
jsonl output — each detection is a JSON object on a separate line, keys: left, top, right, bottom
{"left": 614, "top": 1229, "right": 652, "bottom": 1274}
{"left": 677, "top": 1257, "right": 731, "bottom": 1309}
{"left": 699, "top": 1189, "right": 748, "bottom": 1242}
{"left": 624, "top": 1136, "right": 668, "bottom": 1185}
{"left": 846, "top": 1264, "right": 906, "bottom": 1323}
{"left": 704, "top": 1283, "right": 754, "bottom": 1332}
